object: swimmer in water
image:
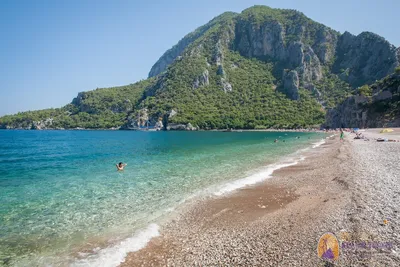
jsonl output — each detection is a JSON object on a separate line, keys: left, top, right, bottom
{"left": 116, "top": 162, "right": 127, "bottom": 171}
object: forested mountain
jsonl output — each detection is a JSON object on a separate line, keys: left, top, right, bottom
{"left": 1, "top": 6, "right": 399, "bottom": 130}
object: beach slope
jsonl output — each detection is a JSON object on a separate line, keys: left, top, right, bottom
{"left": 121, "top": 129, "right": 400, "bottom": 266}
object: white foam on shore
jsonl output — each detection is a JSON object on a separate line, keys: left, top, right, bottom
{"left": 326, "top": 134, "right": 335, "bottom": 139}
{"left": 214, "top": 156, "right": 305, "bottom": 196}
{"left": 71, "top": 223, "right": 159, "bottom": 267}
{"left": 213, "top": 136, "right": 327, "bottom": 197}
{"left": 312, "top": 139, "right": 326, "bottom": 148}
{"left": 72, "top": 135, "right": 325, "bottom": 265}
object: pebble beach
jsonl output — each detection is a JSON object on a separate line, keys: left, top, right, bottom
{"left": 121, "top": 128, "right": 400, "bottom": 266}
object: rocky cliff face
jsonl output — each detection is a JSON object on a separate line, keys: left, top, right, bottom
{"left": 325, "top": 72, "right": 400, "bottom": 128}
{"left": 148, "top": 7, "right": 399, "bottom": 104}
{"left": 334, "top": 31, "right": 400, "bottom": 87}
{"left": 234, "top": 14, "right": 331, "bottom": 84}
{"left": 282, "top": 70, "right": 300, "bottom": 100}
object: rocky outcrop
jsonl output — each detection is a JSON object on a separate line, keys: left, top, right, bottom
{"left": 154, "top": 120, "right": 163, "bottom": 129}
{"left": 214, "top": 39, "right": 233, "bottom": 92}
{"left": 289, "top": 42, "right": 323, "bottom": 84}
{"left": 154, "top": 109, "right": 199, "bottom": 130}
{"left": 126, "top": 108, "right": 149, "bottom": 128}
{"left": 72, "top": 92, "right": 85, "bottom": 106}
{"left": 283, "top": 70, "right": 300, "bottom": 100}
{"left": 235, "top": 19, "right": 287, "bottom": 60}
{"left": 334, "top": 31, "right": 400, "bottom": 87}
{"left": 326, "top": 73, "right": 400, "bottom": 128}
{"left": 314, "top": 28, "right": 338, "bottom": 64}
{"left": 71, "top": 92, "right": 92, "bottom": 113}
{"left": 233, "top": 11, "right": 332, "bottom": 90}
{"left": 168, "top": 109, "right": 178, "bottom": 119}
{"left": 193, "top": 69, "right": 209, "bottom": 89}
{"left": 32, "top": 118, "right": 54, "bottom": 130}
{"left": 166, "top": 123, "right": 198, "bottom": 131}
{"left": 220, "top": 78, "right": 233, "bottom": 93}
{"left": 325, "top": 96, "right": 369, "bottom": 128}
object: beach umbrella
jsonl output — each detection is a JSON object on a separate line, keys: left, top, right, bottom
{"left": 380, "top": 128, "right": 394, "bottom": 133}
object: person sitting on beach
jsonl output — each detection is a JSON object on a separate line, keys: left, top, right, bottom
{"left": 116, "top": 162, "right": 127, "bottom": 171}
{"left": 377, "top": 138, "right": 398, "bottom": 142}
{"left": 354, "top": 132, "right": 363, "bottom": 139}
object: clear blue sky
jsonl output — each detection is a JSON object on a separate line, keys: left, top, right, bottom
{"left": 1, "top": 0, "right": 399, "bottom": 116}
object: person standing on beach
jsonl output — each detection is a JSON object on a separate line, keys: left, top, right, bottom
{"left": 340, "top": 129, "right": 344, "bottom": 142}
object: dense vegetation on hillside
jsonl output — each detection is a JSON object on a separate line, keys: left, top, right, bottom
{"left": 144, "top": 49, "right": 324, "bottom": 129}
{"left": 1, "top": 5, "right": 399, "bottom": 130}
{"left": 0, "top": 80, "right": 155, "bottom": 129}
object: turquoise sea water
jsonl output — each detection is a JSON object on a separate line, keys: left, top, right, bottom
{"left": 0, "top": 130, "right": 325, "bottom": 266}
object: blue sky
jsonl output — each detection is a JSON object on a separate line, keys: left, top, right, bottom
{"left": 1, "top": 0, "right": 399, "bottom": 116}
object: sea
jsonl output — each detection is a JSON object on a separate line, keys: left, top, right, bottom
{"left": 0, "top": 130, "right": 327, "bottom": 266}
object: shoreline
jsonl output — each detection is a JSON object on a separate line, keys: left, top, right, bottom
{"left": 1, "top": 130, "right": 328, "bottom": 266}
{"left": 120, "top": 128, "right": 400, "bottom": 266}
{"left": 0, "top": 127, "right": 329, "bottom": 132}
{"left": 68, "top": 134, "right": 328, "bottom": 267}
{"left": 119, "top": 135, "right": 335, "bottom": 266}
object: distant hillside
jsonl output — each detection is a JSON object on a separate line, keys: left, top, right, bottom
{"left": 1, "top": 5, "right": 399, "bottom": 130}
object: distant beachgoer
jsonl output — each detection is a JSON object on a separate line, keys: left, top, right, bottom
{"left": 116, "top": 162, "right": 127, "bottom": 171}
{"left": 340, "top": 129, "right": 344, "bottom": 142}
{"left": 274, "top": 139, "right": 279, "bottom": 143}
{"left": 377, "top": 138, "right": 398, "bottom": 142}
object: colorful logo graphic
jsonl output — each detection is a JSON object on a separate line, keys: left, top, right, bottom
{"left": 317, "top": 232, "right": 340, "bottom": 261}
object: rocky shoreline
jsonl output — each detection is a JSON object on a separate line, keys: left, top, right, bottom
{"left": 120, "top": 128, "right": 400, "bottom": 266}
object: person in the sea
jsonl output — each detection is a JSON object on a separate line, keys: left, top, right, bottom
{"left": 116, "top": 162, "right": 127, "bottom": 171}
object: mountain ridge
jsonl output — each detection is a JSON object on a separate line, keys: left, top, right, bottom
{"left": 1, "top": 5, "right": 399, "bottom": 130}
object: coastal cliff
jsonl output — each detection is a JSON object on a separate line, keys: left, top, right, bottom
{"left": 325, "top": 71, "right": 400, "bottom": 128}
{"left": 1, "top": 5, "right": 399, "bottom": 130}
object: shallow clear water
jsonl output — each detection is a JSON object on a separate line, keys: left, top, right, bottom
{"left": 0, "top": 130, "right": 324, "bottom": 266}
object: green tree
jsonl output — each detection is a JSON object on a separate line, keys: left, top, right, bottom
{"left": 358, "top": 85, "right": 372, "bottom": 96}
